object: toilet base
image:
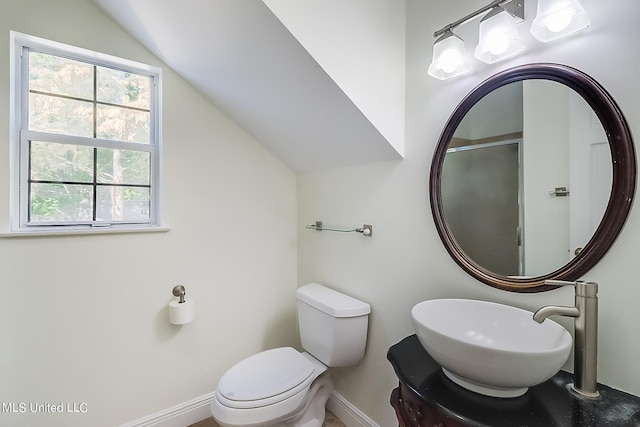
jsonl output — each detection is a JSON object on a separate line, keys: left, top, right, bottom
{"left": 287, "top": 373, "right": 333, "bottom": 427}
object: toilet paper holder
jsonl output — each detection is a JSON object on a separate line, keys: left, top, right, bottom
{"left": 169, "top": 285, "right": 195, "bottom": 325}
{"left": 172, "top": 285, "right": 186, "bottom": 303}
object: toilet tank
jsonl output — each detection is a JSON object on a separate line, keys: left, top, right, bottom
{"left": 296, "top": 283, "right": 371, "bottom": 367}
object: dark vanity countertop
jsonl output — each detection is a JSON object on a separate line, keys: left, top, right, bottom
{"left": 388, "top": 335, "right": 640, "bottom": 427}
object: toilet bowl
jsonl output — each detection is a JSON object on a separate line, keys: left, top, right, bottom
{"left": 212, "top": 348, "right": 332, "bottom": 427}
{"left": 211, "top": 283, "right": 370, "bottom": 427}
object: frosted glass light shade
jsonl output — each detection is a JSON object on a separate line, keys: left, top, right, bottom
{"left": 474, "top": 7, "right": 525, "bottom": 64}
{"left": 428, "top": 31, "right": 470, "bottom": 80}
{"left": 531, "top": 0, "right": 590, "bottom": 42}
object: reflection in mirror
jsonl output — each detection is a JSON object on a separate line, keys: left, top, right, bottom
{"left": 430, "top": 64, "right": 635, "bottom": 292}
{"left": 441, "top": 80, "right": 611, "bottom": 278}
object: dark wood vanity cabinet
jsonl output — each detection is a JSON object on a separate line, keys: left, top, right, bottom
{"left": 388, "top": 335, "right": 640, "bottom": 427}
{"left": 391, "top": 383, "right": 465, "bottom": 427}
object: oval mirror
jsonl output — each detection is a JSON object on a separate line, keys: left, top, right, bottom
{"left": 430, "top": 64, "right": 636, "bottom": 292}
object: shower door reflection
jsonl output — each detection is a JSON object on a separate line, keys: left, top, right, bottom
{"left": 442, "top": 140, "right": 522, "bottom": 276}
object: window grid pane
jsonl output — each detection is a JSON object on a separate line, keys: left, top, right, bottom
{"left": 28, "top": 140, "right": 151, "bottom": 224}
{"left": 96, "top": 148, "right": 150, "bottom": 185}
{"left": 29, "top": 182, "right": 93, "bottom": 223}
{"left": 30, "top": 141, "right": 94, "bottom": 182}
{"left": 28, "top": 92, "right": 94, "bottom": 137}
{"left": 23, "top": 46, "right": 157, "bottom": 228}
{"left": 29, "top": 52, "right": 94, "bottom": 100}
{"left": 97, "top": 66, "right": 151, "bottom": 109}
{"left": 96, "top": 185, "right": 150, "bottom": 222}
{"left": 29, "top": 54, "right": 151, "bottom": 144}
{"left": 96, "top": 104, "right": 150, "bottom": 144}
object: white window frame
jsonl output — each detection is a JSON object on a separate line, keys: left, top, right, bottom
{"left": 9, "top": 32, "right": 163, "bottom": 235}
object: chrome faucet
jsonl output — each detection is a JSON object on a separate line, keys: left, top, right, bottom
{"left": 533, "top": 280, "right": 599, "bottom": 399}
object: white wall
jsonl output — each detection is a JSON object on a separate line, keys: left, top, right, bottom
{"left": 298, "top": 0, "right": 640, "bottom": 425}
{"left": 263, "top": 0, "right": 406, "bottom": 157}
{"left": 0, "top": 1, "right": 298, "bottom": 426}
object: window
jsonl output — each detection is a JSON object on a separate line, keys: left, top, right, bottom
{"left": 10, "top": 32, "right": 162, "bottom": 233}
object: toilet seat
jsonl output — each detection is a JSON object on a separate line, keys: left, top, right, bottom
{"left": 216, "top": 347, "right": 315, "bottom": 409}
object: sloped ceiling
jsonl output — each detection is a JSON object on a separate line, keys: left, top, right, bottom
{"left": 91, "top": 0, "right": 405, "bottom": 173}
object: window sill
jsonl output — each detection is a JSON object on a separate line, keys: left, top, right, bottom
{"left": 0, "top": 226, "right": 171, "bottom": 238}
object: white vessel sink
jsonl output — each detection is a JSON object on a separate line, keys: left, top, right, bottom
{"left": 411, "top": 299, "right": 572, "bottom": 398}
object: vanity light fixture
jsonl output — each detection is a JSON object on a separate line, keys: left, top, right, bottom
{"left": 474, "top": 6, "right": 525, "bottom": 64}
{"left": 427, "top": 30, "right": 471, "bottom": 80}
{"left": 530, "top": 0, "right": 590, "bottom": 42}
{"left": 428, "top": 0, "right": 590, "bottom": 80}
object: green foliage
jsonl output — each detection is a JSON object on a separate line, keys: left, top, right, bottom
{"left": 125, "top": 81, "right": 141, "bottom": 103}
{"left": 30, "top": 195, "right": 61, "bottom": 217}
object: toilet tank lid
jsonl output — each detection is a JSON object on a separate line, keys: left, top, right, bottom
{"left": 296, "top": 283, "right": 371, "bottom": 317}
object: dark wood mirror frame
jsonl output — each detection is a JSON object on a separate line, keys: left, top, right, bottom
{"left": 430, "top": 63, "right": 637, "bottom": 292}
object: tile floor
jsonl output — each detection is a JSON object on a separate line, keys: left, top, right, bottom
{"left": 188, "top": 410, "right": 345, "bottom": 427}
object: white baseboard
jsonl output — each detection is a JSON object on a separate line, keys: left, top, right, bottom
{"left": 121, "top": 390, "right": 378, "bottom": 427}
{"left": 119, "top": 392, "right": 215, "bottom": 427}
{"left": 326, "top": 391, "right": 380, "bottom": 427}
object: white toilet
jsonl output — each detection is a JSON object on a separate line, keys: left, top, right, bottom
{"left": 211, "top": 283, "right": 371, "bottom": 427}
